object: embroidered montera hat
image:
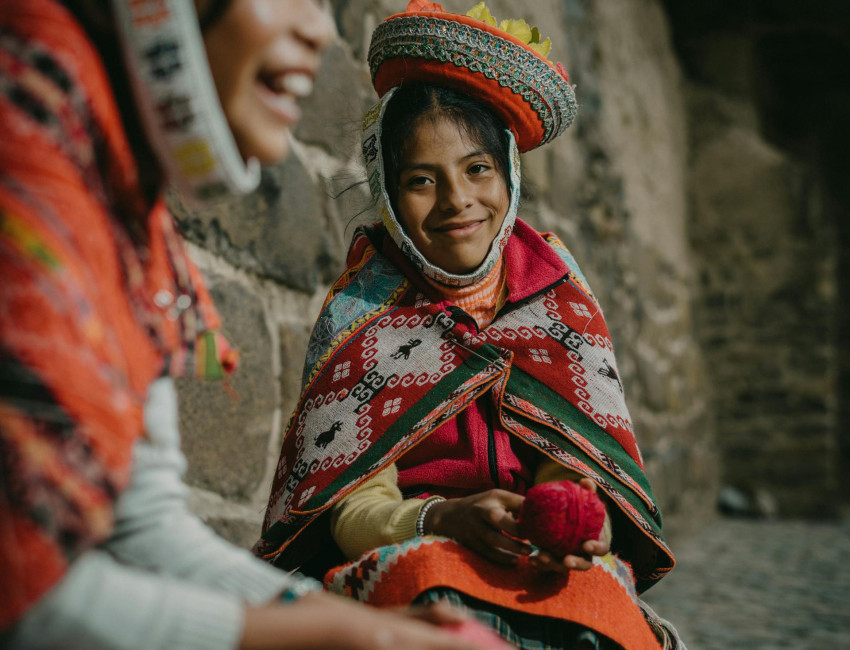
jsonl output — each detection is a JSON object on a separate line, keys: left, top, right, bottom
{"left": 368, "top": 1, "right": 578, "bottom": 153}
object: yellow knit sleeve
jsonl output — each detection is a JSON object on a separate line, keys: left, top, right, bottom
{"left": 534, "top": 456, "right": 583, "bottom": 484}
{"left": 533, "top": 457, "right": 613, "bottom": 545}
{"left": 329, "top": 464, "right": 426, "bottom": 560}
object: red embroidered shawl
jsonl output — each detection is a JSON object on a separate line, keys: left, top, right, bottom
{"left": 259, "top": 221, "right": 674, "bottom": 592}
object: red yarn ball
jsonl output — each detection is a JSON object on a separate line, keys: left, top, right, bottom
{"left": 517, "top": 480, "right": 606, "bottom": 558}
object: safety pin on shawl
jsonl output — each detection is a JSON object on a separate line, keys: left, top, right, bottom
{"left": 439, "top": 323, "right": 510, "bottom": 373}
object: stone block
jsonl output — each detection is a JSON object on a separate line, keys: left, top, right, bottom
{"left": 687, "top": 34, "right": 757, "bottom": 99}
{"left": 592, "top": 0, "right": 691, "bottom": 272}
{"left": 295, "top": 41, "right": 375, "bottom": 156}
{"left": 691, "top": 127, "right": 797, "bottom": 246}
{"left": 548, "top": 144, "right": 587, "bottom": 218}
{"left": 684, "top": 85, "right": 759, "bottom": 153}
{"left": 177, "top": 271, "right": 277, "bottom": 500}
{"left": 329, "top": 0, "right": 386, "bottom": 61}
{"left": 520, "top": 148, "right": 551, "bottom": 199}
{"left": 636, "top": 353, "right": 669, "bottom": 413}
{"left": 172, "top": 152, "right": 343, "bottom": 293}
{"left": 205, "top": 516, "right": 264, "bottom": 550}
{"left": 279, "top": 320, "right": 313, "bottom": 422}
{"left": 768, "top": 488, "right": 840, "bottom": 519}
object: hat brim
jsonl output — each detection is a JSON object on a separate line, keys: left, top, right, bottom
{"left": 369, "top": 11, "right": 577, "bottom": 152}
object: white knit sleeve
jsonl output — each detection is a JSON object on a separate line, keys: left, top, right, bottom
{"left": 102, "top": 377, "right": 298, "bottom": 602}
{"left": 7, "top": 550, "right": 244, "bottom": 650}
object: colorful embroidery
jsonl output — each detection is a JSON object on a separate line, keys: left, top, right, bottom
{"left": 326, "top": 537, "right": 662, "bottom": 650}
{"left": 368, "top": 16, "right": 576, "bottom": 145}
{"left": 0, "top": 2, "right": 232, "bottom": 625}
{"left": 259, "top": 223, "right": 672, "bottom": 589}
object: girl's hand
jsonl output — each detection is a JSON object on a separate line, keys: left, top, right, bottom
{"left": 528, "top": 478, "right": 610, "bottom": 573}
{"left": 424, "top": 489, "right": 533, "bottom": 565}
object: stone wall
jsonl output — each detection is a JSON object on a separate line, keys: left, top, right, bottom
{"left": 683, "top": 87, "right": 839, "bottom": 516}
{"left": 662, "top": 0, "right": 846, "bottom": 517}
{"left": 170, "top": 0, "right": 719, "bottom": 550}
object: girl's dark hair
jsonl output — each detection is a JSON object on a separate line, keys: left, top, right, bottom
{"left": 62, "top": 0, "right": 233, "bottom": 34}
{"left": 380, "top": 83, "right": 511, "bottom": 211}
{"left": 197, "top": 0, "right": 234, "bottom": 31}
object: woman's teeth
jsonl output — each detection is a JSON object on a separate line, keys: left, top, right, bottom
{"left": 268, "top": 73, "right": 314, "bottom": 98}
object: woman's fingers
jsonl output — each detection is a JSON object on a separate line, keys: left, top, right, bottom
{"left": 403, "top": 601, "right": 468, "bottom": 626}
{"left": 370, "top": 614, "right": 495, "bottom": 650}
{"left": 528, "top": 551, "right": 560, "bottom": 572}
{"left": 474, "top": 540, "right": 524, "bottom": 566}
{"left": 562, "top": 554, "right": 593, "bottom": 571}
{"left": 243, "top": 594, "right": 489, "bottom": 650}
{"left": 479, "top": 525, "right": 531, "bottom": 557}
{"left": 495, "top": 490, "right": 525, "bottom": 514}
{"left": 530, "top": 552, "right": 593, "bottom": 572}
{"left": 456, "top": 518, "right": 529, "bottom": 564}
{"left": 488, "top": 506, "right": 521, "bottom": 537}
{"left": 430, "top": 490, "right": 546, "bottom": 566}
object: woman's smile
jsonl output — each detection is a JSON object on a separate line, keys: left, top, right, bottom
{"left": 202, "top": 0, "right": 333, "bottom": 164}
{"left": 432, "top": 219, "right": 486, "bottom": 237}
{"left": 254, "top": 69, "right": 316, "bottom": 126}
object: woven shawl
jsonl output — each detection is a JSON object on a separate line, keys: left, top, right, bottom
{"left": 0, "top": 0, "right": 233, "bottom": 626}
{"left": 259, "top": 221, "right": 674, "bottom": 592}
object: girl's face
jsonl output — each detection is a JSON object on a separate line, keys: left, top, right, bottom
{"left": 201, "top": 0, "right": 334, "bottom": 164}
{"left": 396, "top": 116, "right": 510, "bottom": 275}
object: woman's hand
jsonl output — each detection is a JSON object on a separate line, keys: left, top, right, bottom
{"left": 424, "top": 489, "right": 533, "bottom": 565}
{"left": 528, "top": 478, "right": 610, "bottom": 573}
{"left": 240, "top": 591, "right": 497, "bottom": 650}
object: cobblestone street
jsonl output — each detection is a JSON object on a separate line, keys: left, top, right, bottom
{"left": 642, "top": 518, "right": 850, "bottom": 649}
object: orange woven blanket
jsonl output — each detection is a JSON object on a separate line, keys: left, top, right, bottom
{"left": 326, "top": 537, "right": 661, "bottom": 650}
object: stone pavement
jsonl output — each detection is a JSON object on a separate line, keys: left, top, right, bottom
{"left": 641, "top": 517, "right": 850, "bottom": 649}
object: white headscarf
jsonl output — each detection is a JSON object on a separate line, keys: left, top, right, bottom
{"left": 111, "top": 0, "right": 260, "bottom": 205}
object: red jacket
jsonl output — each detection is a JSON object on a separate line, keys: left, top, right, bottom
{"left": 396, "top": 220, "right": 573, "bottom": 498}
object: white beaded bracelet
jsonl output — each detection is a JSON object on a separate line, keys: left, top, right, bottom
{"left": 415, "top": 496, "right": 446, "bottom": 537}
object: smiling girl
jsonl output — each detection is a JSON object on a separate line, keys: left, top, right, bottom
{"left": 259, "top": 3, "right": 682, "bottom": 649}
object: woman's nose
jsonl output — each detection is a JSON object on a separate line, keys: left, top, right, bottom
{"left": 438, "top": 176, "right": 473, "bottom": 213}
{"left": 294, "top": 0, "right": 336, "bottom": 51}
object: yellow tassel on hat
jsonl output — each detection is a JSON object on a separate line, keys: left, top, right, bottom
{"left": 467, "top": 2, "right": 552, "bottom": 58}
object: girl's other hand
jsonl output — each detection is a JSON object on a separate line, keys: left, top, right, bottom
{"left": 424, "top": 489, "right": 533, "bottom": 565}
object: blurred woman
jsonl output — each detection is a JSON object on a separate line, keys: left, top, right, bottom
{"left": 0, "top": 1, "right": 486, "bottom": 648}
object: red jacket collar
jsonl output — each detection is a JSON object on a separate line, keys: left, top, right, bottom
{"left": 503, "top": 219, "right": 569, "bottom": 303}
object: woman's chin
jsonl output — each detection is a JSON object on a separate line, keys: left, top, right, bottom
{"left": 235, "top": 128, "right": 291, "bottom": 167}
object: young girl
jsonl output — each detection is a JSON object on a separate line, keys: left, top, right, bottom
{"left": 259, "top": 3, "right": 682, "bottom": 649}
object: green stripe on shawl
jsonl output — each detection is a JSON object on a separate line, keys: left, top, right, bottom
{"left": 507, "top": 366, "right": 673, "bottom": 591}
{"left": 296, "top": 345, "right": 503, "bottom": 512}
{"left": 507, "top": 364, "right": 662, "bottom": 530}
